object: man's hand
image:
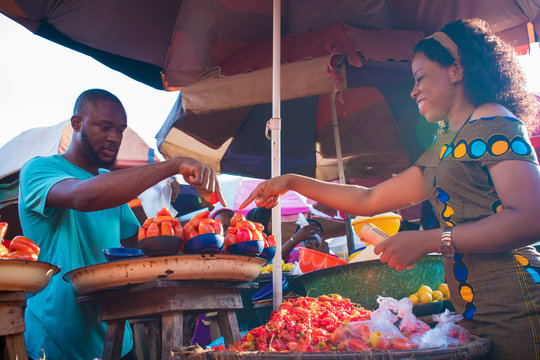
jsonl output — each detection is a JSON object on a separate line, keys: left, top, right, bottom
{"left": 176, "top": 157, "right": 227, "bottom": 207}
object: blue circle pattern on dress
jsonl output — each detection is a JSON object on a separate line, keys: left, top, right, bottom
{"left": 436, "top": 116, "right": 533, "bottom": 320}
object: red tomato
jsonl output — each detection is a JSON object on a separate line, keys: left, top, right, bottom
{"left": 212, "top": 219, "right": 223, "bottom": 235}
{"left": 186, "top": 210, "right": 211, "bottom": 229}
{"left": 142, "top": 217, "right": 154, "bottom": 229}
{"left": 173, "top": 223, "right": 184, "bottom": 239}
{"left": 224, "top": 232, "right": 237, "bottom": 248}
{"left": 251, "top": 229, "right": 263, "bottom": 240}
{"left": 235, "top": 220, "right": 256, "bottom": 232}
{"left": 198, "top": 219, "right": 216, "bottom": 234}
{"left": 230, "top": 212, "right": 246, "bottom": 227}
{"left": 236, "top": 228, "right": 252, "bottom": 242}
{"left": 266, "top": 235, "right": 276, "bottom": 247}
{"left": 156, "top": 207, "right": 171, "bottom": 217}
{"left": 137, "top": 227, "right": 146, "bottom": 241}
{"left": 253, "top": 222, "right": 265, "bottom": 232}
{"left": 161, "top": 221, "right": 174, "bottom": 236}
{"left": 146, "top": 222, "right": 160, "bottom": 237}
{"left": 183, "top": 226, "right": 199, "bottom": 241}
{"left": 228, "top": 227, "right": 238, "bottom": 234}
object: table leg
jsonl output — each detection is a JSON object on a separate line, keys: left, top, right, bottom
{"left": 161, "top": 312, "right": 183, "bottom": 360}
{"left": 103, "top": 319, "right": 125, "bottom": 360}
{"left": 2, "top": 333, "right": 28, "bottom": 360}
{"left": 217, "top": 310, "right": 241, "bottom": 346}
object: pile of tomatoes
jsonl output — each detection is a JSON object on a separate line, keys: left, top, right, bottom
{"left": 138, "top": 208, "right": 185, "bottom": 240}
{"left": 0, "top": 222, "right": 41, "bottom": 261}
{"left": 215, "top": 294, "right": 371, "bottom": 352}
{"left": 224, "top": 212, "right": 276, "bottom": 250}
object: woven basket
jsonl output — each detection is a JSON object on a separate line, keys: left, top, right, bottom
{"left": 174, "top": 336, "right": 489, "bottom": 360}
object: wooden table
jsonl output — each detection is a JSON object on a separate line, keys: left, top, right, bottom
{"left": 0, "top": 291, "right": 28, "bottom": 360}
{"left": 77, "top": 280, "right": 257, "bottom": 360}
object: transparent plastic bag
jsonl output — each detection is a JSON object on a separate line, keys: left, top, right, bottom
{"left": 417, "top": 309, "right": 471, "bottom": 349}
{"left": 393, "top": 297, "right": 431, "bottom": 337}
{"left": 139, "top": 177, "right": 178, "bottom": 218}
{"left": 331, "top": 297, "right": 417, "bottom": 351}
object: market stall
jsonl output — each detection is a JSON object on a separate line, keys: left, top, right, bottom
{"left": 0, "top": 224, "right": 60, "bottom": 360}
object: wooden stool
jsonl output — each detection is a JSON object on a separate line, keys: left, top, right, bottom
{"left": 77, "top": 280, "right": 257, "bottom": 360}
{"left": 0, "top": 291, "right": 28, "bottom": 360}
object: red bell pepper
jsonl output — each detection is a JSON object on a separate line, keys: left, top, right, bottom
{"left": 10, "top": 236, "right": 40, "bottom": 256}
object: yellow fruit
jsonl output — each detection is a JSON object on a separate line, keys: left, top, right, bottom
{"left": 438, "top": 283, "right": 450, "bottom": 299}
{"left": 408, "top": 293, "right": 421, "bottom": 305}
{"left": 417, "top": 285, "right": 433, "bottom": 296}
{"left": 419, "top": 291, "right": 433, "bottom": 304}
{"left": 432, "top": 290, "right": 444, "bottom": 302}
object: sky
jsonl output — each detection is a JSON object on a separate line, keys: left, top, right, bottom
{"left": 1, "top": 14, "right": 539, "bottom": 151}
{"left": 0, "top": 15, "right": 178, "bottom": 150}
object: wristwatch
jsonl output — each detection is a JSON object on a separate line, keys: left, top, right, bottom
{"left": 440, "top": 227, "right": 455, "bottom": 258}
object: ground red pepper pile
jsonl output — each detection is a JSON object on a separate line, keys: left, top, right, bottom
{"left": 215, "top": 294, "right": 372, "bottom": 352}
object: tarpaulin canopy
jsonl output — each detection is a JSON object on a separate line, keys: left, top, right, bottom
{"left": 156, "top": 23, "right": 437, "bottom": 181}
{"left": 1, "top": 0, "right": 538, "bottom": 90}
{"left": 0, "top": 120, "right": 158, "bottom": 180}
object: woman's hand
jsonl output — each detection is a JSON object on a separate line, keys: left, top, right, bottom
{"left": 374, "top": 230, "right": 437, "bottom": 271}
{"left": 239, "top": 175, "right": 291, "bottom": 209}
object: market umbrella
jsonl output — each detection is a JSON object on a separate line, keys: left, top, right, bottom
{"left": 1, "top": 0, "right": 537, "bottom": 91}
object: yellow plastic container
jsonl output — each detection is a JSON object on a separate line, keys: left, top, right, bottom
{"left": 351, "top": 213, "right": 402, "bottom": 237}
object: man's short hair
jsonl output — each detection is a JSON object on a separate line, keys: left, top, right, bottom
{"left": 73, "top": 89, "right": 123, "bottom": 116}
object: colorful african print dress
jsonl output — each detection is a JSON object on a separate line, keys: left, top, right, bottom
{"left": 415, "top": 115, "right": 540, "bottom": 360}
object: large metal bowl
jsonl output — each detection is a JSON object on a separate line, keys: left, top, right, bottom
{"left": 294, "top": 255, "right": 444, "bottom": 310}
{"left": 0, "top": 259, "right": 60, "bottom": 294}
{"left": 64, "top": 254, "right": 266, "bottom": 295}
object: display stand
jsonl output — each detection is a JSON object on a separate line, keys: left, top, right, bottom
{"left": 0, "top": 291, "right": 28, "bottom": 360}
{"left": 77, "top": 280, "right": 257, "bottom": 360}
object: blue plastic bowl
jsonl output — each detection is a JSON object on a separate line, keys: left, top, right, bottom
{"left": 184, "top": 233, "right": 224, "bottom": 254}
{"left": 103, "top": 247, "right": 144, "bottom": 262}
{"left": 251, "top": 277, "right": 288, "bottom": 302}
{"left": 137, "top": 235, "right": 183, "bottom": 257}
{"left": 227, "top": 240, "right": 264, "bottom": 257}
{"left": 259, "top": 246, "right": 276, "bottom": 261}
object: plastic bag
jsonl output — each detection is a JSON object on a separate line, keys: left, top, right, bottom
{"left": 296, "top": 213, "right": 309, "bottom": 227}
{"left": 331, "top": 297, "right": 416, "bottom": 351}
{"left": 393, "top": 297, "right": 431, "bottom": 337}
{"left": 416, "top": 309, "right": 471, "bottom": 349}
{"left": 139, "top": 178, "right": 178, "bottom": 218}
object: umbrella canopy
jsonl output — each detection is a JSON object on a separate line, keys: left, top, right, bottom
{"left": 156, "top": 23, "right": 437, "bottom": 181}
{"left": 1, "top": 0, "right": 537, "bottom": 90}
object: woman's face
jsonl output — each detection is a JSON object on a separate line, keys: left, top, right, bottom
{"left": 410, "top": 52, "right": 455, "bottom": 123}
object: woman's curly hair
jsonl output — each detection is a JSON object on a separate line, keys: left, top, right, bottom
{"left": 414, "top": 18, "right": 539, "bottom": 132}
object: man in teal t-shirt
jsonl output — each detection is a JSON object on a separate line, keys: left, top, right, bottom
{"left": 18, "top": 89, "right": 226, "bottom": 360}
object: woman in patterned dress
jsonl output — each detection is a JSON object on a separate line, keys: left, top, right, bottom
{"left": 240, "top": 19, "right": 540, "bottom": 359}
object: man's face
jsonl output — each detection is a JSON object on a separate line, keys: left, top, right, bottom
{"left": 78, "top": 100, "right": 127, "bottom": 168}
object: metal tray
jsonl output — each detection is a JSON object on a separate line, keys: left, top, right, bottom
{"left": 63, "top": 254, "right": 266, "bottom": 295}
{"left": 0, "top": 259, "right": 60, "bottom": 294}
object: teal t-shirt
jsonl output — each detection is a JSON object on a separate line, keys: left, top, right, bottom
{"left": 18, "top": 155, "right": 140, "bottom": 360}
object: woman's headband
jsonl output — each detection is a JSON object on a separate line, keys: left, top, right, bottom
{"left": 425, "top": 31, "right": 461, "bottom": 62}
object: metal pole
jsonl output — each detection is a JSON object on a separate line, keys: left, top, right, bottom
{"left": 271, "top": 0, "right": 283, "bottom": 310}
{"left": 329, "top": 93, "right": 355, "bottom": 254}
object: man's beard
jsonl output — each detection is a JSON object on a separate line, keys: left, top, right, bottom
{"left": 80, "top": 128, "right": 117, "bottom": 169}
